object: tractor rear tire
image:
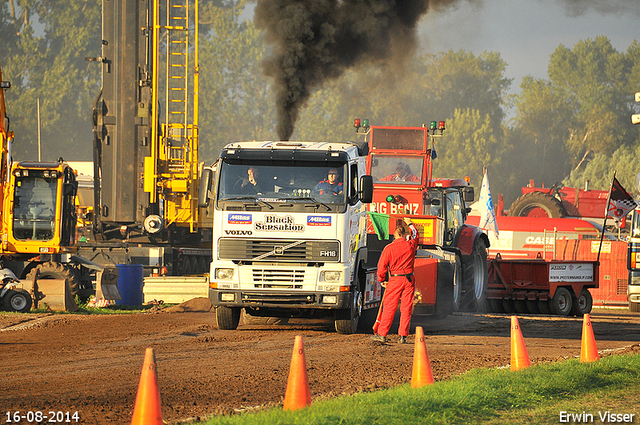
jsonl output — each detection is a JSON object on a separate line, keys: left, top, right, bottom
{"left": 460, "top": 239, "right": 489, "bottom": 312}
{"left": 507, "top": 192, "right": 566, "bottom": 218}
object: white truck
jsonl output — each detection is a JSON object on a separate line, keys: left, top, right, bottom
{"left": 203, "top": 141, "right": 377, "bottom": 333}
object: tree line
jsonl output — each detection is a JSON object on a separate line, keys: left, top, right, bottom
{"left": 2, "top": 0, "right": 639, "bottom": 203}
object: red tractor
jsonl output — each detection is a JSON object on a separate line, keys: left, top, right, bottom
{"left": 357, "top": 120, "right": 490, "bottom": 313}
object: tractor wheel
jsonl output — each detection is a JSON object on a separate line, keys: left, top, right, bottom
{"left": 570, "top": 289, "right": 593, "bottom": 316}
{"left": 27, "top": 262, "right": 80, "bottom": 297}
{"left": 507, "top": 192, "right": 566, "bottom": 218}
{"left": 216, "top": 306, "right": 241, "bottom": 330}
{"left": 460, "top": 239, "right": 489, "bottom": 312}
{"left": 550, "top": 287, "right": 573, "bottom": 316}
{"left": 2, "top": 289, "right": 32, "bottom": 313}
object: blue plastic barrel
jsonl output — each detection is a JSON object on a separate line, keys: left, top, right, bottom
{"left": 115, "top": 264, "right": 144, "bottom": 306}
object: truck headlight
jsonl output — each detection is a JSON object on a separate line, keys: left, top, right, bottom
{"left": 322, "top": 271, "right": 342, "bottom": 283}
{"left": 215, "top": 268, "right": 234, "bottom": 280}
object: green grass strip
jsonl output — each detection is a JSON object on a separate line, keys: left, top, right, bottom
{"left": 197, "top": 353, "right": 640, "bottom": 425}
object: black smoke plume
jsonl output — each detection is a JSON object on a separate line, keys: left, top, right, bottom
{"left": 254, "top": 0, "right": 461, "bottom": 141}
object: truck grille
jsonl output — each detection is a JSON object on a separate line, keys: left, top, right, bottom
{"left": 239, "top": 266, "right": 318, "bottom": 288}
{"left": 253, "top": 269, "right": 305, "bottom": 284}
{"left": 218, "top": 238, "right": 340, "bottom": 262}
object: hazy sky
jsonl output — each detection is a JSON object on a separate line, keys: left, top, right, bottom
{"left": 419, "top": 0, "right": 640, "bottom": 93}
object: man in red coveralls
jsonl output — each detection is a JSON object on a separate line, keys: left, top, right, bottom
{"left": 371, "top": 217, "right": 418, "bottom": 344}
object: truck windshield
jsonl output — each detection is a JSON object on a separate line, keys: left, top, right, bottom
{"left": 371, "top": 155, "right": 422, "bottom": 184}
{"left": 216, "top": 162, "right": 348, "bottom": 211}
{"left": 12, "top": 175, "right": 58, "bottom": 241}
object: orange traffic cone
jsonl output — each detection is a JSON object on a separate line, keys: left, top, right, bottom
{"left": 580, "top": 313, "right": 600, "bottom": 363}
{"left": 510, "top": 316, "right": 531, "bottom": 371}
{"left": 411, "top": 326, "right": 434, "bottom": 388}
{"left": 131, "top": 348, "right": 162, "bottom": 425}
{"left": 283, "top": 336, "right": 311, "bottom": 410}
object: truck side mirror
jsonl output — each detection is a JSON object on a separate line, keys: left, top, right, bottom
{"left": 359, "top": 175, "right": 373, "bottom": 204}
{"left": 463, "top": 187, "right": 474, "bottom": 203}
{"left": 198, "top": 168, "right": 213, "bottom": 207}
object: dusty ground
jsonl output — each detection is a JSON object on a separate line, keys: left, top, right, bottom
{"left": 1, "top": 301, "right": 640, "bottom": 424}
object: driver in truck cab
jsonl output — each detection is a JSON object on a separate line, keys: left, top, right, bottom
{"left": 234, "top": 166, "right": 267, "bottom": 194}
{"left": 313, "top": 168, "right": 343, "bottom": 195}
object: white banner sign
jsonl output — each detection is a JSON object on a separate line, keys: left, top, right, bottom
{"left": 549, "top": 263, "right": 594, "bottom": 282}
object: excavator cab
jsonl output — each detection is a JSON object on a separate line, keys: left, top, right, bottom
{"left": 3, "top": 161, "right": 78, "bottom": 254}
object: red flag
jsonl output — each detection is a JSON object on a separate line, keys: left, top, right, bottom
{"left": 606, "top": 177, "right": 638, "bottom": 223}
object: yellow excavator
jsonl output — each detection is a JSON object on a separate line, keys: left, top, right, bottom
{"left": 0, "top": 61, "right": 103, "bottom": 311}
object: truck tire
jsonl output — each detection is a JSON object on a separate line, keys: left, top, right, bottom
{"left": 507, "top": 192, "right": 566, "bottom": 218}
{"left": 2, "top": 289, "right": 32, "bottom": 313}
{"left": 216, "top": 306, "right": 241, "bottom": 330}
{"left": 335, "top": 286, "right": 362, "bottom": 334}
{"left": 461, "top": 239, "right": 489, "bottom": 312}
{"left": 27, "top": 262, "right": 80, "bottom": 297}
{"left": 570, "top": 289, "right": 593, "bottom": 316}
{"left": 550, "top": 287, "right": 573, "bottom": 316}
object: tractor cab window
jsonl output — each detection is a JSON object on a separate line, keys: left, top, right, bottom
{"left": 370, "top": 155, "right": 422, "bottom": 185}
{"left": 12, "top": 175, "right": 58, "bottom": 241}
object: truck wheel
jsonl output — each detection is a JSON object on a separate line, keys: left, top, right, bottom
{"left": 507, "top": 192, "right": 566, "bottom": 218}
{"left": 335, "top": 286, "right": 362, "bottom": 334}
{"left": 216, "top": 306, "right": 241, "bottom": 330}
{"left": 27, "top": 262, "right": 80, "bottom": 297}
{"left": 2, "top": 289, "right": 32, "bottom": 313}
{"left": 570, "top": 289, "right": 593, "bottom": 316}
{"left": 550, "top": 287, "right": 573, "bottom": 316}
{"left": 461, "top": 239, "right": 489, "bottom": 312}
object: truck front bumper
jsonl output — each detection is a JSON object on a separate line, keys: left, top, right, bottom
{"left": 209, "top": 288, "right": 352, "bottom": 310}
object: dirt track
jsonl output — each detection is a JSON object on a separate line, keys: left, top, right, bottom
{"left": 1, "top": 301, "right": 640, "bottom": 424}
